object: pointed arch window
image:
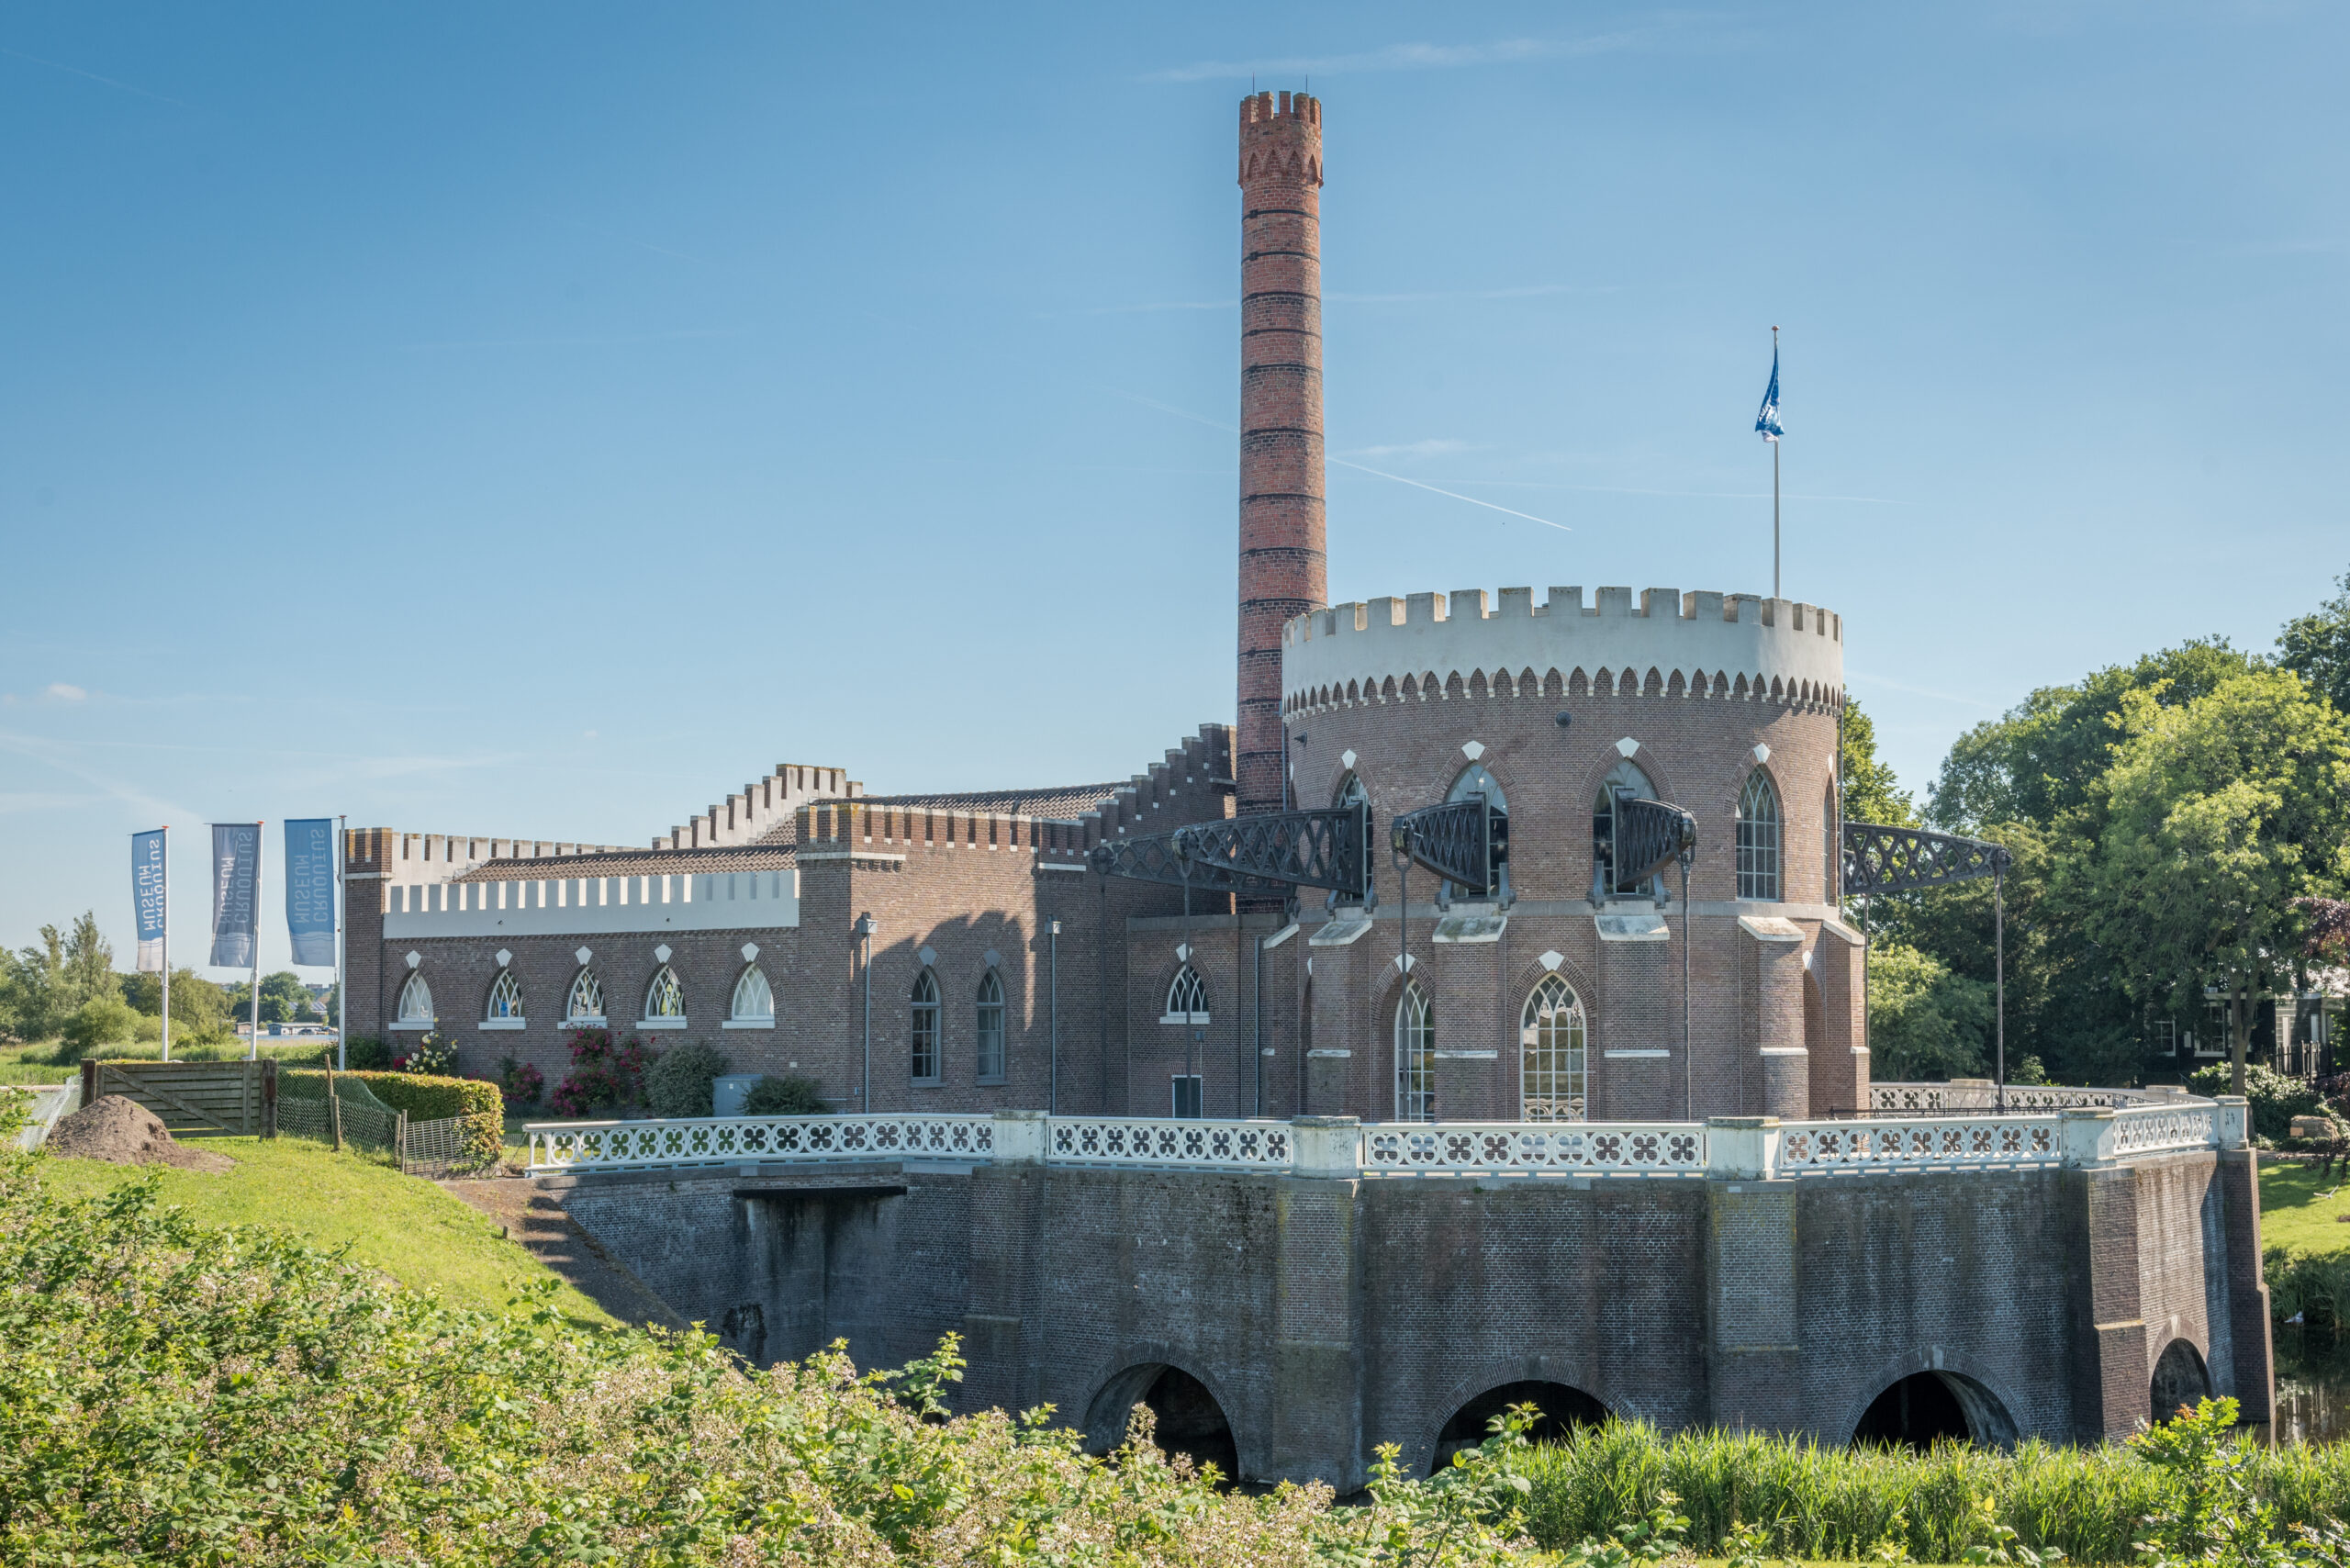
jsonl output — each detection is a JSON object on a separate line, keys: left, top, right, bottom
{"left": 1738, "top": 771, "right": 1783, "bottom": 901}
{"left": 1163, "top": 965, "right": 1209, "bottom": 1025}
{"left": 1445, "top": 763, "right": 1509, "bottom": 899}
{"left": 485, "top": 969, "right": 524, "bottom": 1025}
{"left": 975, "top": 970, "right": 1006, "bottom": 1082}
{"left": 395, "top": 972, "right": 434, "bottom": 1026}
{"left": 911, "top": 969, "right": 942, "bottom": 1082}
{"left": 730, "top": 966, "right": 774, "bottom": 1026}
{"left": 1333, "top": 770, "right": 1369, "bottom": 809}
{"left": 565, "top": 969, "right": 606, "bottom": 1025}
{"left": 1394, "top": 982, "right": 1434, "bottom": 1122}
{"left": 643, "top": 965, "right": 687, "bottom": 1026}
{"left": 1593, "top": 759, "right": 1660, "bottom": 900}
{"left": 1521, "top": 976, "right": 1587, "bottom": 1122}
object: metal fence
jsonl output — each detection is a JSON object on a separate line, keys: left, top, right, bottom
{"left": 276, "top": 1074, "right": 484, "bottom": 1178}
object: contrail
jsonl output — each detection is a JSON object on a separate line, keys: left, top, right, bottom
{"left": 1113, "top": 391, "right": 1569, "bottom": 532}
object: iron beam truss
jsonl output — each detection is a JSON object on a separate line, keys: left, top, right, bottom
{"left": 1841, "top": 822, "right": 2010, "bottom": 897}
{"left": 1616, "top": 796, "right": 1697, "bottom": 887}
{"left": 1389, "top": 795, "right": 1508, "bottom": 895}
{"left": 1086, "top": 802, "right": 1371, "bottom": 898}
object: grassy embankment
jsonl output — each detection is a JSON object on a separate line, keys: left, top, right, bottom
{"left": 0, "top": 1034, "right": 326, "bottom": 1086}
{"left": 30, "top": 1133, "right": 616, "bottom": 1327}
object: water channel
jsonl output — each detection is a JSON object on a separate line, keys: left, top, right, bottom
{"left": 2266, "top": 1327, "right": 2350, "bottom": 1445}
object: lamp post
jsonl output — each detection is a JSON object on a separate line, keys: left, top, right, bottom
{"left": 854, "top": 913, "right": 877, "bottom": 1112}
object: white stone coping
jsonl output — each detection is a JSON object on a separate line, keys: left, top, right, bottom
{"left": 477, "top": 1018, "right": 526, "bottom": 1032}
{"left": 721, "top": 1018, "right": 775, "bottom": 1030}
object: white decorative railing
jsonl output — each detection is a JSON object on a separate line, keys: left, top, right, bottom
{"left": 523, "top": 1098, "right": 2242, "bottom": 1177}
{"left": 1048, "top": 1116, "right": 1293, "bottom": 1170}
{"left": 1361, "top": 1122, "right": 1706, "bottom": 1176}
{"left": 1779, "top": 1117, "right": 2060, "bottom": 1171}
{"left": 528, "top": 1113, "right": 992, "bottom": 1172}
{"left": 1868, "top": 1081, "right": 2148, "bottom": 1113}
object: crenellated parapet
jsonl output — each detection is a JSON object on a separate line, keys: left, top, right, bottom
{"left": 1281, "top": 587, "right": 1845, "bottom": 716}
{"left": 345, "top": 827, "right": 634, "bottom": 889}
{"left": 655, "top": 762, "right": 860, "bottom": 852}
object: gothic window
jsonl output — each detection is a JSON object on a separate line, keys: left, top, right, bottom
{"left": 1164, "top": 965, "right": 1209, "bottom": 1025}
{"left": 1394, "top": 981, "right": 1434, "bottom": 1122}
{"left": 1592, "top": 759, "right": 1660, "bottom": 900}
{"left": 396, "top": 972, "right": 434, "bottom": 1023}
{"left": 644, "top": 965, "right": 687, "bottom": 1021}
{"left": 1444, "top": 763, "right": 1508, "bottom": 898}
{"left": 1521, "top": 975, "right": 1587, "bottom": 1122}
{"left": 566, "top": 968, "right": 605, "bottom": 1024}
{"left": 731, "top": 966, "right": 774, "bottom": 1023}
{"left": 1738, "top": 771, "right": 1783, "bottom": 901}
{"left": 911, "top": 969, "right": 942, "bottom": 1082}
{"left": 1333, "top": 771, "right": 1369, "bottom": 808}
{"left": 975, "top": 970, "right": 1006, "bottom": 1082}
{"left": 486, "top": 969, "right": 523, "bottom": 1022}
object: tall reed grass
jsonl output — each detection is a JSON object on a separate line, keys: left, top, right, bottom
{"left": 1516, "top": 1421, "right": 2350, "bottom": 1562}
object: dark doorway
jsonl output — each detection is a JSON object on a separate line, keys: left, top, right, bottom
{"left": 1084, "top": 1363, "right": 1239, "bottom": 1484}
{"left": 2151, "top": 1339, "right": 2211, "bottom": 1424}
{"left": 1433, "top": 1380, "right": 1609, "bottom": 1472}
{"left": 1853, "top": 1371, "right": 2016, "bottom": 1450}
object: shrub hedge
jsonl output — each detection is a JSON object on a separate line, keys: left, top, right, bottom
{"left": 280, "top": 1069, "right": 502, "bottom": 1167}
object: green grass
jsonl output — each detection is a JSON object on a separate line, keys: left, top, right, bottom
{"left": 30, "top": 1134, "right": 618, "bottom": 1328}
{"left": 0, "top": 1035, "right": 327, "bottom": 1086}
{"left": 2260, "top": 1158, "right": 2350, "bottom": 1260}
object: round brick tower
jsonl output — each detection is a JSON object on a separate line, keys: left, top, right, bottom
{"left": 1237, "top": 91, "right": 1328, "bottom": 818}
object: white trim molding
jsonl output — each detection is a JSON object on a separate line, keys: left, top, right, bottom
{"left": 721, "top": 1019, "right": 776, "bottom": 1031}
{"left": 477, "top": 1018, "right": 526, "bottom": 1032}
{"left": 636, "top": 1017, "right": 689, "bottom": 1031}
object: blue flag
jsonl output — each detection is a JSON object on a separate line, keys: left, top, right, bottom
{"left": 208, "top": 823, "right": 260, "bottom": 969}
{"left": 285, "top": 818, "right": 336, "bottom": 968}
{"left": 1755, "top": 345, "right": 1783, "bottom": 442}
{"left": 131, "top": 830, "right": 168, "bottom": 973}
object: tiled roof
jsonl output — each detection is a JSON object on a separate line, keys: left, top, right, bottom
{"left": 755, "top": 783, "right": 1123, "bottom": 842}
{"left": 457, "top": 845, "right": 797, "bottom": 882}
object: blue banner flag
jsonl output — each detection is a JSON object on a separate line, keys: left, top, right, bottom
{"left": 131, "top": 829, "right": 168, "bottom": 973}
{"left": 1755, "top": 346, "right": 1783, "bottom": 442}
{"left": 285, "top": 818, "right": 336, "bottom": 967}
{"left": 208, "top": 823, "right": 260, "bottom": 969}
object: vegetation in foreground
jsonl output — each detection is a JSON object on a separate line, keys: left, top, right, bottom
{"left": 5, "top": 1149, "right": 2350, "bottom": 1567}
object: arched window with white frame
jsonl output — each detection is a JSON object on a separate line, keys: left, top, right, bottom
{"left": 730, "top": 966, "right": 774, "bottom": 1026}
{"left": 1394, "top": 981, "right": 1434, "bottom": 1122}
{"left": 1163, "top": 965, "right": 1209, "bottom": 1025}
{"left": 643, "top": 965, "right": 687, "bottom": 1026}
{"left": 911, "top": 969, "right": 942, "bottom": 1082}
{"left": 1738, "top": 770, "right": 1783, "bottom": 901}
{"left": 565, "top": 968, "right": 605, "bottom": 1025}
{"left": 485, "top": 969, "right": 524, "bottom": 1026}
{"left": 395, "top": 971, "right": 434, "bottom": 1026}
{"left": 1521, "top": 975, "right": 1587, "bottom": 1122}
{"left": 975, "top": 970, "right": 1005, "bottom": 1082}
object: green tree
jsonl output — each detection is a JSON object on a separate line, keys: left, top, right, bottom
{"left": 1864, "top": 939, "right": 1993, "bottom": 1081}
{"left": 1839, "top": 697, "right": 1914, "bottom": 828}
{"left": 1928, "top": 639, "right": 2260, "bottom": 833}
{"left": 2, "top": 913, "right": 120, "bottom": 1041}
{"left": 2279, "top": 565, "right": 2350, "bottom": 712}
{"left": 2064, "top": 669, "right": 2350, "bottom": 1093}
{"left": 120, "top": 968, "right": 232, "bottom": 1042}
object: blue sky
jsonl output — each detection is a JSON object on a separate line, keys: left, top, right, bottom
{"left": 2, "top": 3, "right": 2344, "bottom": 979}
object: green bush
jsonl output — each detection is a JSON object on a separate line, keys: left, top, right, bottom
{"left": 281, "top": 1069, "right": 502, "bottom": 1168}
{"left": 50, "top": 996, "right": 143, "bottom": 1064}
{"left": 0, "top": 1157, "right": 1553, "bottom": 1565}
{"left": 2189, "top": 1060, "right": 2321, "bottom": 1140}
{"left": 644, "top": 1040, "right": 731, "bottom": 1118}
{"left": 339, "top": 1036, "right": 392, "bottom": 1071}
{"left": 743, "top": 1073, "right": 827, "bottom": 1116}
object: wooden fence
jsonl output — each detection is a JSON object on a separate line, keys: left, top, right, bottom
{"left": 78, "top": 1058, "right": 277, "bottom": 1137}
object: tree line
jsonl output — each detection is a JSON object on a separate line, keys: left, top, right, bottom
{"left": 0, "top": 915, "right": 334, "bottom": 1060}
{"left": 1855, "top": 566, "right": 2350, "bottom": 1089}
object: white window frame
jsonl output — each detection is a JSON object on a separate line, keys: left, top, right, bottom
{"left": 1521, "top": 975, "right": 1587, "bottom": 1122}
{"left": 1161, "top": 964, "right": 1210, "bottom": 1025}
{"left": 1395, "top": 981, "right": 1434, "bottom": 1122}
{"left": 392, "top": 971, "right": 435, "bottom": 1032}
{"left": 639, "top": 965, "right": 688, "bottom": 1030}
{"left": 975, "top": 970, "right": 1006, "bottom": 1083}
{"left": 481, "top": 969, "right": 525, "bottom": 1032}
{"left": 724, "top": 965, "right": 775, "bottom": 1030}
{"left": 911, "top": 969, "right": 943, "bottom": 1083}
{"left": 1737, "top": 770, "right": 1783, "bottom": 902}
{"left": 565, "top": 968, "right": 607, "bottom": 1027}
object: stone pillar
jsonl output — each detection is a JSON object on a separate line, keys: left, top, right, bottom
{"left": 1809, "top": 920, "right": 1867, "bottom": 1115}
{"left": 2058, "top": 1109, "right": 2150, "bottom": 1440}
{"left": 1705, "top": 1117, "right": 1802, "bottom": 1432}
{"left": 1305, "top": 1050, "right": 1353, "bottom": 1115}
{"left": 1268, "top": 1116, "right": 1361, "bottom": 1488}
{"left": 2213, "top": 1098, "right": 2274, "bottom": 1423}
{"left": 1740, "top": 916, "right": 1808, "bottom": 1118}
{"left": 961, "top": 1114, "right": 1049, "bottom": 1417}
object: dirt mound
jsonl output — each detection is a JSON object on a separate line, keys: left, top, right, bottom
{"left": 44, "top": 1094, "right": 235, "bottom": 1173}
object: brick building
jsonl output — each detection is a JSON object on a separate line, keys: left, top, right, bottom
{"left": 345, "top": 90, "right": 1863, "bottom": 1126}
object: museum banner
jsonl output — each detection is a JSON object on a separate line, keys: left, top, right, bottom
{"left": 283, "top": 818, "right": 336, "bottom": 967}
{"left": 207, "top": 823, "right": 260, "bottom": 969}
{"left": 130, "top": 828, "right": 168, "bottom": 973}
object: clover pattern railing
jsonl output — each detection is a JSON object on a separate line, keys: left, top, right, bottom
{"left": 528, "top": 1113, "right": 994, "bottom": 1172}
{"left": 2111, "top": 1103, "right": 2219, "bottom": 1157}
{"left": 1778, "top": 1117, "right": 2061, "bottom": 1171}
{"left": 1868, "top": 1082, "right": 2145, "bottom": 1114}
{"left": 1048, "top": 1117, "right": 1293, "bottom": 1170}
{"left": 1360, "top": 1122, "right": 1706, "bottom": 1176}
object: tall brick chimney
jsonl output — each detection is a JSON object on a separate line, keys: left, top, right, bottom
{"left": 1237, "top": 91, "right": 1327, "bottom": 819}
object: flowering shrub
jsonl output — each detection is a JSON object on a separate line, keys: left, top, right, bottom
{"left": 495, "top": 1056, "right": 544, "bottom": 1110}
{"left": 549, "top": 1028, "right": 654, "bottom": 1118}
{"left": 392, "top": 1031, "right": 459, "bottom": 1076}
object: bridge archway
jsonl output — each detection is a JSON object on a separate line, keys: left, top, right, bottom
{"left": 1431, "top": 1380, "right": 1609, "bottom": 1473}
{"left": 2151, "top": 1338, "right": 2211, "bottom": 1424}
{"left": 1852, "top": 1370, "right": 2018, "bottom": 1450}
{"left": 1083, "top": 1362, "right": 1240, "bottom": 1484}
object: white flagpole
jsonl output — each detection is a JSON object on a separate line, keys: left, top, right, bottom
{"left": 250, "top": 822, "right": 265, "bottom": 1060}
{"left": 160, "top": 827, "right": 172, "bottom": 1063}
{"left": 335, "top": 816, "right": 347, "bottom": 1071}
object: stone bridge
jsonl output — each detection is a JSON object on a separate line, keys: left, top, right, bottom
{"left": 534, "top": 1097, "right": 2272, "bottom": 1486}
